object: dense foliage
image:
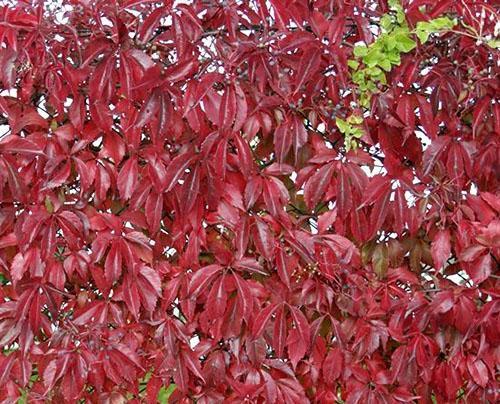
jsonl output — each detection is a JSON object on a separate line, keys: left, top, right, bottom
{"left": 0, "top": 0, "right": 498, "bottom": 402}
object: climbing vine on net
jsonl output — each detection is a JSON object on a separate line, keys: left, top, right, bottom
{"left": 0, "top": 0, "right": 498, "bottom": 403}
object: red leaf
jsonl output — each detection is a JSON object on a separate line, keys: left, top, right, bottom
{"left": 104, "top": 241, "right": 123, "bottom": 283}
{"left": 274, "top": 121, "right": 291, "bottom": 164}
{"left": 337, "top": 166, "right": 352, "bottom": 217}
{"left": 165, "top": 58, "right": 197, "bottom": 84}
{"left": 253, "top": 218, "right": 274, "bottom": 260}
{"left": 323, "top": 348, "right": 343, "bottom": 383}
{"left": 396, "top": 95, "right": 415, "bottom": 129}
{"left": 432, "top": 291, "right": 454, "bottom": 314}
{"left": 460, "top": 245, "right": 487, "bottom": 262}
{"left": 135, "top": 90, "right": 160, "bottom": 128}
{"left": 294, "top": 47, "right": 321, "bottom": 94}
{"left": 431, "top": 229, "right": 451, "bottom": 270}
{"left": 182, "top": 165, "right": 200, "bottom": 212}
{"left": 233, "top": 273, "right": 253, "bottom": 323}
{"left": 11, "top": 252, "right": 26, "bottom": 282}
{"left": 304, "top": 163, "right": 334, "bottom": 209}
{"left": 123, "top": 276, "right": 141, "bottom": 319}
{"left": 43, "top": 360, "right": 58, "bottom": 391}
{"left": 359, "top": 176, "right": 391, "bottom": 208}
{"left": 1, "top": 136, "right": 45, "bottom": 155}
{"left": 263, "top": 177, "right": 288, "bottom": 217}
{"left": 276, "top": 246, "right": 291, "bottom": 290}
{"left": 145, "top": 191, "right": 163, "bottom": 233}
{"left": 273, "top": 306, "right": 287, "bottom": 357}
{"left": 252, "top": 302, "right": 280, "bottom": 338}
{"left": 244, "top": 176, "right": 263, "bottom": 210}
{"left": 234, "top": 216, "right": 249, "bottom": 260}
{"left": 291, "top": 115, "right": 308, "bottom": 162}
{"left": 117, "top": 157, "right": 138, "bottom": 200}
{"left": 164, "top": 152, "right": 194, "bottom": 192}
{"left": 369, "top": 187, "right": 391, "bottom": 238}
{"left": 188, "top": 264, "right": 223, "bottom": 296}
{"left": 422, "top": 136, "right": 451, "bottom": 176}
{"left": 1, "top": 3, "right": 496, "bottom": 399}
{"left": 219, "top": 85, "right": 236, "bottom": 130}
{"left": 233, "top": 83, "right": 248, "bottom": 132}
{"left": 467, "top": 253, "right": 492, "bottom": 284}
{"left": 137, "top": 7, "right": 165, "bottom": 43}
{"left": 289, "top": 306, "right": 310, "bottom": 349}
{"left": 206, "top": 275, "right": 226, "bottom": 319}
{"left": 138, "top": 265, "right": 162, "bottom": 309}
{"left": 287, "top": 327, "right": 307, "bottom": 369}
{"left": 233, "top": 133, "right": 254, "bottom": 176}
{"left": 472, "top": 97, "right": 490, "bottom": 137}
{"left": 467, "top": 358, "right": 489, "bottom": 387}
{"left": 393, "top": 187, "right": 407, "bottom": 235}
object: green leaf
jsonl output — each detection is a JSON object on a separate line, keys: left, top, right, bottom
{"left": 358, "top": 82, "right": 368, "bottom": 91}
{"left": 416, "top": 30, "right": 429, "bottom": 43}
{"left": 366, "top": 66, "right": 383, "bottom": 77}
{"left": 353, "top": 45, "right": 368, "bottom": 57}
{"left": 347, "top": 114, "right": 363, "bottom": 125}
{"left": 380, "top": 15, "right": 393, "bottom": 32}
{"left": 395, "top": 33, "right": 416, "bottom": 52}
{"left": 352, "top": 128, "right": 365, "bottom": 138}
{"left": 384, "top": 35, "right": 398, "bottom": 51}
{"left": 158, "top": 384, "right": 176, "bottom": 404}
{"left": 346, "top": 137, "right": 358, "bottom": 151}
{"left": 360, "top": 96, "right": 370, "bottom": 108}
{"left": 415, "top": 22, "right": 431, "bottom": 43}
{"left": 378, "top": 58, "right": 392, "bottom": 72}
{"left": 388, "top": 0, "right": 400, "bottom": 8}
{"left": 430, "top": 16, "right": 456, "bottom": 30}
{"left": 396, "top": 9, "right": 406, "bottom": 25}
{"left": 347, "top": 60, "right": 359, "bottom": 70}
{"left": 387, "top": 51, "right": 401, "bottom": 65}
{"left": 336, "top": 118, "right": 350, "bottom": 134}
{"left": 352, "top": 71, "right": 366, "bottom": 85}
{"left": 18, "top": 390, "right": 28, "bottom": 404}
{"left": 363, "top": 49, "right": 383, "bottom": 67}
{"left": 415, "top": 17, "right": 456, "bottom": 43}
{"left": 487, "top": 39, "right": 500, "bottom": 49}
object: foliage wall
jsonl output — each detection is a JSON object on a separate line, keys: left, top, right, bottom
{"left": 0, "top": 0, "right": 498, "bottom": 402}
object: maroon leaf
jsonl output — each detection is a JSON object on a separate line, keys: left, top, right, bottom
{"left": 467, "top": 253, "right": 492, "bottom": 284}
{"left": 104, "top": 241, "right": 123, "bottom": 283}
{"left": 431, "top": 229, "right": 451, "bottom": 270}
{"left": 253, "top": 218, "right": 274, "bottom": 260}
{"left": 422, "top": 136, "right": 451, "bottom": 176}
{"left": 252, "top": 302, "right": 280, "bottom": 338}
{"left": 323, "top": 348, "right": 343, "bottom": 383}
{"left": 188, "top": 264, "right": 223, "bottom": 296}
{"left": 304, "top": 163, "right": 334, "bottom": 209}
{"left": 467, "top": 358, "right": 489, "bottom": 387}
{"left": 135, "top": 90, "right": 160, "bottom": 128}
{"left": 117, "top": 157, "right": 138, "bottom": 200}
{"left": 164, "top": 152, "right": 195, "bottom": 192}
